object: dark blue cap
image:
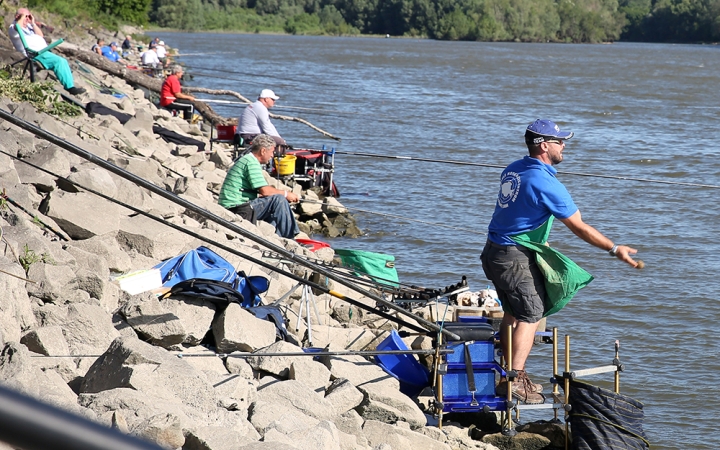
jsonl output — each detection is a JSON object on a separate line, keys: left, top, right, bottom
{"left": 525, "top": 119, "right": 574, "bottom": 145}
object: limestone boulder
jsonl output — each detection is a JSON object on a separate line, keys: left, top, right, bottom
{"left": 363, "top": 420, "right": 450, "bottom": 450}
{"left": 120, "top": 293, "right": 186, "bottom": 348}
{"left": 324, "top": 378, "right": 364, "bottom": 416}
{"left": 81, "top": 336, "right": 220, "bottom": 414}
{"left": 20, "top": 325, "right": 70, "bottom": 356}
{"left": 256, "top": 379, "right": 335, "bottom": 421}
{"left": 63, "top": 166, "right": 119, "bottom": 198}
{"left": 132, "top": 413, "right": 185, "bottom": 450}
{"left": 0, "top": 257, "right": 36, "bottom": 343}
{"left": 213, "top": 304, "right": 277, "bottom": 353}
{"left": 41, "top": 190, "right": 121, "bottom": 240}
{"left": 159, "top": 296, "right": 216, "bottom": 346}
{"left": 183, "top": 426, "right": 258, "bottom": 450}
{"left": 116, "top": 214, "right": 196, "bottom": 260}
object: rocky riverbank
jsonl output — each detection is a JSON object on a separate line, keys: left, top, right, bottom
{"left": 0, "top": 13, "right": 567, "bottom": 450}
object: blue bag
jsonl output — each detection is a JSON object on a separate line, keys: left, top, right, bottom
{"left": 154, "top": 246, "right": 238, "bottom": 288}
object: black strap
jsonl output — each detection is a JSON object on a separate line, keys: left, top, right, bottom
{"left": 464, "top": 343, "right": 476, "bottom": 393}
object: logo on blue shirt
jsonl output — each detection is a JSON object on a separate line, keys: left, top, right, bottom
{"left": 498, "top": 171, "right": 521, "bottom": 208}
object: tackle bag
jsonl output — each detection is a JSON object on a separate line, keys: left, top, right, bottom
{"left": 163, "top": 272, "right": 270, "bottom": 308}
{"left": 153, "top": 246, "right": 238, "bottom": 288}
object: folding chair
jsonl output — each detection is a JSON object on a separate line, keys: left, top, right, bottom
{"left": 11, "top": 23, "right": 64, "bottom": 83}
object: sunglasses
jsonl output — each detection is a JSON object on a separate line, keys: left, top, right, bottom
{"left": 545, "top": 139, "right": 564, "bottom": 145}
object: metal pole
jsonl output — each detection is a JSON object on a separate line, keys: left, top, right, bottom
{"left": 0, "top": 109, "right": 459, "bottom": 341}
{"left": 614, "top": 340, "right": 620, "bottom": 394}
{"left": 552, "top": 327, "right": 560, "bottom": 423}
{"left": 0, "top": 384, "right": 164, "bottom": 450}
{"left": 565, "top": 334, "right": 571, "bottom": 450}
{"left": 503, "top": 324, "right": 516, "bottom": 436}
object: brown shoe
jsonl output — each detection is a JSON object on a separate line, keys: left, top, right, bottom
{"left": 518, "top": 370, "right": 543, "bottom": 393}
{"left": 496, "top": 377, "right": 545, "bottom": 404}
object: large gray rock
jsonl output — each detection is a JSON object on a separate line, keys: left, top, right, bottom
{"left": 323, "top": 355, "right": 427, "bottom": 429}
{"left": 41, "top": 190, "right": 121, "bottom": 239}
{"left": 213, "top": 304, "right": 277, "bottom": 353}
{"left": 482, "top": 432, "right": 550, "bottom": 450}
{"left": 363, "top": 420, "right": 450, "bottom": 450}
{"left": 159, "top": 296, "right": 216, "bottom": 346}
{"left": 183, "top": 426, "right": 258, "bottom": 450}
{"left": 108, "top": 155, "right": 165, "bottom": 186}
{"left": 116, "top": 214, "right": 196, "bottom": 260}
{"left": 25, "top": 262, "right": 80, "bottom": 304}
{"left": 64, "top": 166, "right": 119, "bottom": 198}
{"left": 324, "top": 378, "right": 364, "bottom": 415}
{"left": 246, "top": 341, "right": 307, "bottom": 378}
{"left": 132, "top": 413, "right": 185, "bottom": 449}
{"left": 0, "top": 257, "right": 36, "bottom": 343}
{"left": 20, "top": 325, "right": 70, "bottom": 356}
{"left": 81, "top": 336, "right": 219, "bottom": 414}
{"left": 120, "top": 293, "right": 186, "bottom": 348}
{"left": 256, "top": 379, "right": 335, "bottom": 421}
{"left": 263, "top": 420, "right": 342, "bottom": 450}
{"left": 248, "top": 400, "right": 320, "bottom": 436}
{"left": 15, "top": 143, "right": 71, "bottom": 191}
{"left": 0, "top": 342, "right": 81, "bottom": 412}
{"left": 71, "top": 233, "right": 133, "bottom": 273}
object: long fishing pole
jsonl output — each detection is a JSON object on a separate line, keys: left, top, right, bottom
{"left": 0, "top": 148, "right": 430, "bottom": 335}
{"left": 196, "top": 98, "right": 352, "bottom": 115}
{"left": 299, "top": 199, "right": 485, "bottom": 235}
{"left": 0, "top": 110, "right": 458, "bottom": 340}
{"left": 334, "top": 150, "right": 720, "bottom": 189}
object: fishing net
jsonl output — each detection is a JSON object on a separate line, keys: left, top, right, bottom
{"left": 568, "top": 379, "right": 650, "bottom": 450}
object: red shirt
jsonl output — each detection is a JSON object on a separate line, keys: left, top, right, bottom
{"left": 160, "top": 74, "right": 181, "bottom": 107}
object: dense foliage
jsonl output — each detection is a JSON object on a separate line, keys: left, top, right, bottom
{"left": 21, "top": 0, "right": 720, "bottom": 42}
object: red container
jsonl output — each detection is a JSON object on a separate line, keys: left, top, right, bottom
{"left": 216, "top": 125, "right": 237, "bottom": 140}
{"left": 295, "top": 238, "right": 331, "bottom": 252}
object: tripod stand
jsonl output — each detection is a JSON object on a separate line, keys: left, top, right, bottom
{"left": 296, "top": 272, "right": 323, "bottom": 346}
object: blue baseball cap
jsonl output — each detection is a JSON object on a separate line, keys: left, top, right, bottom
{"left": 525, "top": 119, "right": 574, "bottom": 145}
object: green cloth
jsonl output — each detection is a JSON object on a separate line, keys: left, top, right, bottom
{"left": 218, "top": 153, "right": 268, "bottom": 208}
{"left": 510, "top": 218, "right": 594, "bottom": 317}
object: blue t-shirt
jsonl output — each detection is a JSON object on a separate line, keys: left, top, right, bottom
{"left": 488, "top": 156, "right": 578, "bottom": 245}
{"left": 101, "top": 46, "right": 120, "bottom": 62}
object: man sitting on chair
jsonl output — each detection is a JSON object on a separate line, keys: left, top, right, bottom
{"left": 236, "top": 89, "right": 287, "bottom": 147}
{"left": 160, "top": 65, "right": 195, "bottom": 120}
{"left": 218, "top": 134, "right": 300, "bottom": 239}
{"left": 8, "top": 7, "right": 85, "bottom": 96}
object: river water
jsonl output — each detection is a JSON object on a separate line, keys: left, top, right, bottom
{"left": 154, "top": 32, "right": 720, "bottom": 449}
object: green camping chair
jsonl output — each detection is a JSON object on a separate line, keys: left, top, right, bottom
{"left": 11, "top": 23, "right": 64, "bottom": 82}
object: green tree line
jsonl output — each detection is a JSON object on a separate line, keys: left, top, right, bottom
{"left": 23, "top": 0, "right": 720, "bottom": 43}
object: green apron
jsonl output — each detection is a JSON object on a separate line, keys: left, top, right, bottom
{"left": 510, "top": 217, "right": 594, "bottom": 317}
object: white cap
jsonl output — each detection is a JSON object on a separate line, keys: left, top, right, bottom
{"left": 259, "top": 89, "right": 279, "bottom": 100}
{"left": 158, "top": 41, "right": 165, "bottom": 45}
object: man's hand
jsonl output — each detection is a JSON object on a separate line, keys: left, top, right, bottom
{"left": 286, "top": 192, "right": 299, "bottom": 203}
{"left": 613, "top": 245, "right": 640, "bottom": 268}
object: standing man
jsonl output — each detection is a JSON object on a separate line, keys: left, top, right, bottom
{"left": 236, "top": 89, "right": 287, "bottom": 146}
{"left": 160, "top": 64, "right": 195, "bottom": 120}
{"left": 218, "top": 134, "right": 300, "bottom": 239}
{"left": 8, "top": 7, "right": 85, "bottom": 96}
{"left": 481, "top": 119, "right": 639, "bottom": 404}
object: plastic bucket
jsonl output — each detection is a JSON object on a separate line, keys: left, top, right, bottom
{"left": 274, "top": 155, "right": 297, "bottom": 176}
{"left": 375, "top": 330, "right": 430, "bottom": 397}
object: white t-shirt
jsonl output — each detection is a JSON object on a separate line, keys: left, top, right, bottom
{"left": 141, "top": 50, "right": 160, "bottom": 66}
{"left": 156, "top": 45, "right": 166, "bottom": 58}
{"left": 8, "top": 23, "right": 47, "bottom": 55}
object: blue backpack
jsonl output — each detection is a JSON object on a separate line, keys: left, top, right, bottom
{"left": 154, "top": 247, "right": 269, "bottom": 307}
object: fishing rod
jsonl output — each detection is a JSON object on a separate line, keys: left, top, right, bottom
{"left": 0, "top": 148, "right": 432, "bottom": 336}
{"left": 196, "top": 98, "right": 352, "bottom": 115}
{"left": 298, "top": 199, "right": 485, "bottom": 235}
{"left": 333, "top": 150, "right": 720, "bottom": 189}
{"left": 0, "top": 110, "right": 459, "bottom": 340}
{"left": 181, "top": 64, "right": 336, "bottom": 88}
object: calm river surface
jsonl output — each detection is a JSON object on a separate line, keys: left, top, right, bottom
{"left": 156, "top": 31, "right": 720, "bottom": 449}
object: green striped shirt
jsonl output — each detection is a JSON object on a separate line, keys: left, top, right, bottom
{"left": 218, "top": 153, "right": 268, "bottom": 208}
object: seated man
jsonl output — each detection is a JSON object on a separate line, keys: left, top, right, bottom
{"left": 218, "top": 134, "right": 300, "bottom": 239}
{"left": 8, "top": 7, "right": 85, "bottom": 95}
{"left": 101, "top": 41, "right": 126, "bottom": 64}
{"left": 140, "top": 44, "right": 160, "bottom": 67}
{"left": 236, "top": 89, "right": 287, "bottom": 147}
{"left": 160, "top": 64, "right": 195, "bottom": 120}
{"left": 91, "top": 38, "right": 104, "bottom": 55}
{"left": 121, "top": 35, "right": 132, "bottom": 56}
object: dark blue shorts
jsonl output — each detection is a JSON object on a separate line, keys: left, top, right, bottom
{"left": 480, "top": 240, "right": 545, "bottom": 323}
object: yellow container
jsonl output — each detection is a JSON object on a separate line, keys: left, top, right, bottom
{"left": 274, "top": 154, "right": 297, "bottom": 176}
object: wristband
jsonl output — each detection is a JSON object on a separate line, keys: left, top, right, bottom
{"left": 609, "top": 244, "right": 618, "bottom": 256}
